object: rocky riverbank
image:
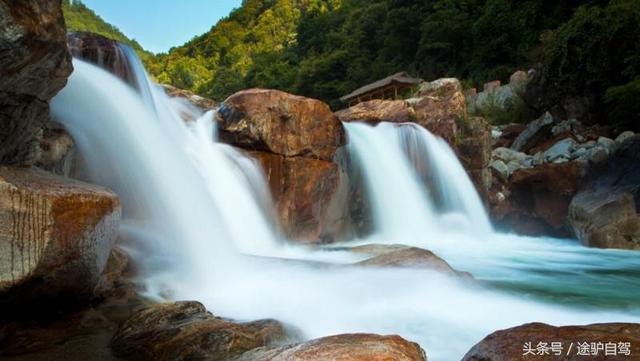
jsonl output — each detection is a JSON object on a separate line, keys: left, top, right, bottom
{"left": 0, "top": 1, "right": 638, "bottom": 361}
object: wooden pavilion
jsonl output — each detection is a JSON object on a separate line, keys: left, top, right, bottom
{"left": 340, "top": 71, "right": 422, "bottom": 106}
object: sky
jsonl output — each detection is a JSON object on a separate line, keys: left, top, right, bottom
{"left": 80, "top": 0, "right": 242, "bottom": 53}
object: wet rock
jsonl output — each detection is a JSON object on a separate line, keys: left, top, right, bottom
{"left": 462, "top": 322, "right": 640, "bottom": 361}
{"left": 0, "top": 167, "right": 121, "bottom": 315}
{"left": 249, "top": 151, "right": 345, "bottom": 242}
{"left": 236, "top": 333, "right": 427, "bottom": 361}
{"left": 352, "top": 244, "right": 471, "bottom": 278}
{"left": 335, "top": 99, "right": 413, "bottom": 124}
{"left": 0, "top": 0, "right": 73, "bottom": 165}
{"left": 217, "top": 89, "right": 345, "bottom": 161}
{"left": 161, "top": 84, "right": 218, "bottom": 111}
{"left": 218, "top": 89, "right": 348, "bottom": 242}
{"left": 569, "top": 135, "right": 640, "bottom": 249}
{"left": 491, "top": 162, "right": 584, "bottom": 236}
{"left": 510, "top": 112, "right": 554, "bottom": 153}
{"left": 67, "top": 32, "right": 138, "bottom": 87}
{"left": 111, "top": 301, "right": 288, "bottom": 361}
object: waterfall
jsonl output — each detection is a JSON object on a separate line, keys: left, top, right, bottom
{"left": 344, "top": 121, "right": 491, "bottom": 245}
{"left": 51, "top": 60, "right": 281, "bottom": 289}
{"left": 51, "top": 53, "right": 640, "bottom": 361}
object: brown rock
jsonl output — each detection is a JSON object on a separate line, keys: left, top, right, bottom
{"left": 353, "top": 244, "right": 471, "bottom": 278}
{"left": 462, "top": 322, "right": 640, "bottom": 361}
{"left": 568, "top": 135, "right": 640, "bottom": 249}
{"left": 249, "top": 151, "right": 344, "bottom": 242}
{"left": 0, "top": 167, "right": 121, "bottom": 314}
{"left": 217, "top": 89, "right": 346, "bottom": 161}
{"left": 161, "top": 84, "right": 218, "bottom": 111}
{"left": 491, "top": 162, "right": 584, "bottom": 236}
{"left": 457, "top": 116, "right": 493, "bottom": 198}
{"left": 494, "top": 123, "right": 526, "bottom": 148}
{"left": 335, "top": 99, "right": 414, "bottom": 124}
{"left": 35, "top": 123, "right": 76, "bottom": 177}
{"left": 67, "top": 32, "right": 137, "bottom": 87}
{"left": 236, "top": 333, "right": 427, "bottom": 361}
{"left": 0, "top": 0, "right": 73, "bottom": 165}
{"left": 111, "top": 301, "right": 288, "bottom": 361}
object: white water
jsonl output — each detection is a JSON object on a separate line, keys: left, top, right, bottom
{"left": 52, "top": 58, "right": 640, "bottom": 361}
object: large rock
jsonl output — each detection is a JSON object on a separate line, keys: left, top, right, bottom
{"left": 67, "top": 32, "right": 137, "bottom": 87}
{"left": 217, "top": 89, "right": 345, "bottom": 161}
{"left": 352, "top": 244, "right": 471, "bottom": 278}
{"left": 0, "top": 167, "right": 121, "bottom": 314}
{"left": 510, "top": 112, "right": 555, "bottom": 153}
{"left": 236, "top": 333, "right": 427, "bottom": 361}
{"left": 0, "top": 0, "right": 73, "bottom": 165}
{"left": 491, "top": 162, "right": 584, "bottom": 236}
{"left": 249, "top": 151, "right": 346, "bottom": 242}
{"left": 569, "top": 135, "right": 640, "bottom": 249}
{"left": 218, "top": 90, "right": 348, "bottom": 242}
{"left": 335, "top": 99, "right": 413, "bottom": 124}
{"left": 161, "top": 84, "right": 218, "bottom": 111}
{"left": 456, "top": 116, "right": 493, "bottom": 198}
{"left": 462, "top": 322, "right": 639, "bottom": 361}
{"left": 111, "top": 301, "right": 288, "bottom": 361}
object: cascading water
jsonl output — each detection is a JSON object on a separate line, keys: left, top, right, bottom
{"left": 52, "top": 54, "right": 640, "bottom": 361}
{"left": 344, "top": 121, "right": 492, "bottom": 244}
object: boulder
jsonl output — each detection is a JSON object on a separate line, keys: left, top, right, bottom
{"left": 161, "top": 84, "right": 218, "bottom": 111}
{"left": 236, "top": 333, "right": 427, "bottom": 361}
{"left": 217, "top": 89, "right": 348, "bottom": 242}
{"left": 491, "top": 162, "right": 584, "bottom": 236}
{"left": 35, "top": 123, "right": 76, "bottom": 177}
{"left": 0, "top": 167, "right": 121, "bottom": 315}
{"left": 493, "top": 123, "right": 525, "bottom": 148}
{"left": 615, "top": 131, "right": 635, "bottom": 144}
{"left": 353, "top": 244, "right": 471, "bottom": 278}
{"left": 462, "top": 322, "right": 639, "bottom": 361}
{"left": 111, "top": 301, "right": 288, "bottom": 361}
{"left": 249, "top": 151, "right": 346, "bottom": 242}
{"left": 456, "top": 116, "right": 493, "bottom": 198}
{"left": 217, "top": 89, "right": 345, "bottom": 161}
{"left": 568, "top": 135, "right": 640, "bottom": 249}
{"left": 0, "top": 0, "right": 73, "bottom": 165}
{"left": 543, "top": 138, "right": 575, "bottom": 162}
{"left": 335, "top": 99, "right": 414, "bottom": 124}
{"left": 510, "top": 112, "right": 554, "bottom": 153}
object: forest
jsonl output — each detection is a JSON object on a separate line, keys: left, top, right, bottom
{"left": 64, "top": 0, "right": 639, "bottom": 127}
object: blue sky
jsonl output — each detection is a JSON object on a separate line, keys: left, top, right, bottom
{"left": 80, "top": 0, "right": 242, "bottom": 53}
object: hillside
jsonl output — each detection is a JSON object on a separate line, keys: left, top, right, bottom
{"left": 153, "top": 0, "right": 639, "bottom": 128}
{"left": 62, "top": 0, "right": 154, "bottom": 63}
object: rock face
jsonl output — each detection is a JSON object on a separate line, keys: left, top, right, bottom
{"left": 462, "top": 322, "right": 640, "bottom": 361}
{"left": 217, "top": 89, "right": 347, "bottom": 242}
{"left": 111, "top": 301, "right": 288, "bottom": 361}
{"left": 0, "top": 167, "right": 121, "bottom": 314}
{"left": 335, "top": 99, "right": 413, "bottom": 124}
{"left": 491, "top": 162, "right": 584, "bottom": 236}
{"left": 0, "top": 0, "right": 73, "bottom": 165}
{"left": 67, "top": 32, "right": 141, "bottom": 89}
{"left": 569, "top": 135, "right": 640, "bottom": 249}
{"left": 236, "top": 333, "right": 427, "bottom": 361}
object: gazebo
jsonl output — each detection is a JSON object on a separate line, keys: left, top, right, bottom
{"left": 340, "top": 71, "right": 422, "bottom": 106}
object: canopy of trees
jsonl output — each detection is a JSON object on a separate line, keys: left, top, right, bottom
{"left": 65, "top": 0, "right": 640, "bottom": 129}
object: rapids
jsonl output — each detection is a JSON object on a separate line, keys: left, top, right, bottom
{"left": 52, "top": 57, "right": 640, "bottom": 361}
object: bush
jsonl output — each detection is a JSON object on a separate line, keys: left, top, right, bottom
{"left": 604, "top": 78, "right": 640, "bottom": 132}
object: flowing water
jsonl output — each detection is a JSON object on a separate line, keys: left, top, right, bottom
{"left": 52, "top": 58, "right": 640, "bottom": 361}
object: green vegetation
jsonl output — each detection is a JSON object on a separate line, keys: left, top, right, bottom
{"left": 64, "top": 0, "right": 640, "bottom": 129}
{"left": 62, "top": 0, "right": 154, "bottom": 65}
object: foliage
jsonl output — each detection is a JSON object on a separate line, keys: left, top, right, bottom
{"left": 604, "top": 78, "right": 640, "bottom": 132}
{"left": 66, "top": 0, "right": 640, "bottom": 128}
